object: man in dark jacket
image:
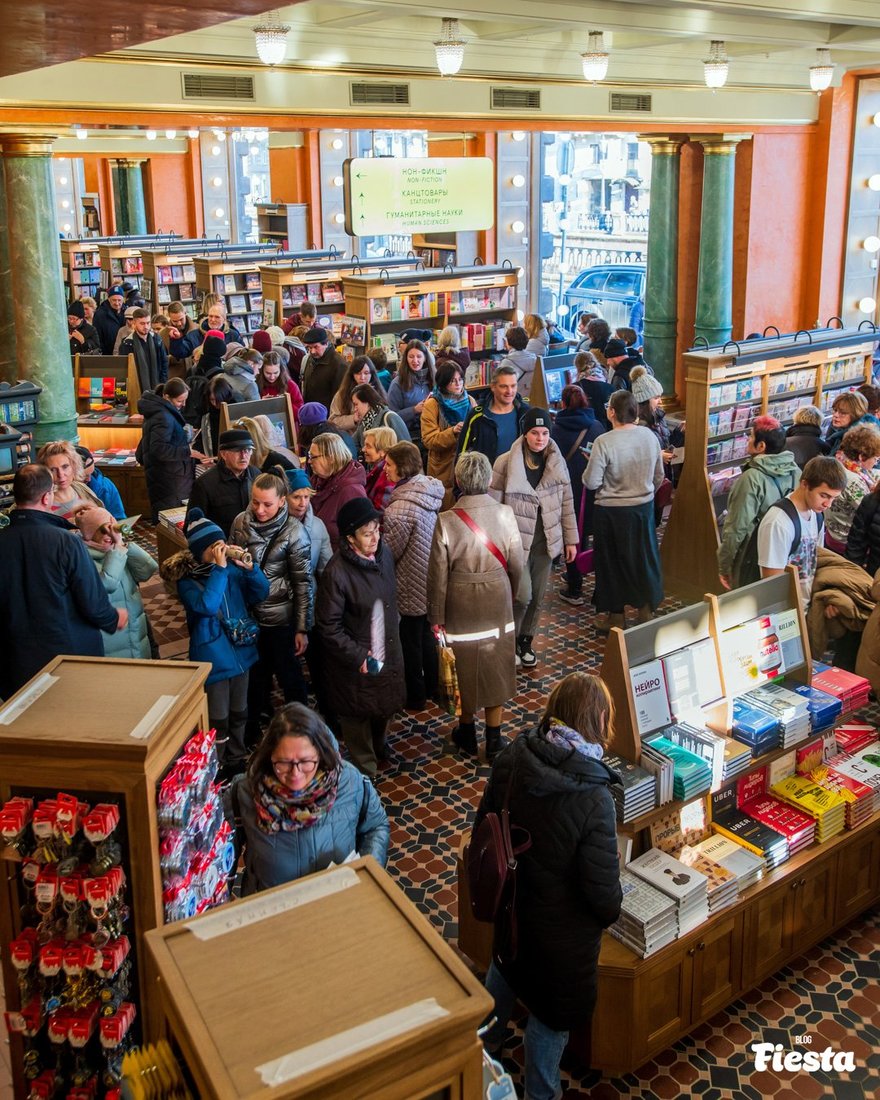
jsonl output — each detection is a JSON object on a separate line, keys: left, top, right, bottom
{"left": 186, "top": 429, "right": 258, "bottom": 536}
{"left": 300, "top": 327, "right": 347, "bottom": 409}
{"left": 0, "top": 465, "right": 126, "bottom": 699}
{"left": 67, "top": 300, "right": 101, "bottom": 357}
{"left": 163, "top": 301, "right": 202, "bottom": 375}
{"left": 120, "top": 308, "right": 169, "bottom": 392}
{"left": 604, "top": 338, "right": 643, "bottom": 392}
{"left": 93, "top": 285, "right": 127, "bottom": 355}
{"left": 458, "top": 365, "right": 529, "bottom": 465}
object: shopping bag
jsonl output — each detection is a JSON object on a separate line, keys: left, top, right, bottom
{"left": 575, "top": 547, "right": 594, "bottom": 575}
{"left": 436, "top": 630, "right": 462, "bottom": 717}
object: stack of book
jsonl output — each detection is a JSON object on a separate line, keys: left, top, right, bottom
{"left": 833, "top": 723, "right": 878, "bottom": 756}
{"left": 811, "top": 663, "right": 871, "bottom": 712}
{"left": 741, "top": 793, "right": 816, "bottom": 854}
{"left": 687, "top": 832, "right": 765, "bottom": 891}
{"left": 771, "top": 774, "right": 847, "bottom": 842}
{"left": 710, "top": 784, "right": 790, "bottom": 869}
{"left": 731, "top": 698, "right": 780, "bottom": 757}
{"left": 609, "top": 870, "right": 679, "bottom": 958}
{"left": 603, "top": 753, "right": 657, "bottom": 823}
{"left": 824, "top": 749, "right": 880, "bottom": 814}
{"left": 679, "top": 852, "right": 739, "bottom": 914}
{"left": 638, "top": 742, "right": 675, "bottom": 806}
{"left": 722, "top": 737, "right": 754, "bottom": 781}
{"left": 646, "top": 736, "right": 713, "bottom": 801}
{"left": 792, "top": 683, "right": 843, "bottom": 730}
{"left": 812, "top": 764, "right": 875, "bottom": 829}
{"left": 158, "top": 506, "right": 187, "bottom": 534}
{"left": 652, "top": 722, "right": 726, "bottom": 790}
{"left": 744, "top": 682, "right": 811, "bottom": 749}
{"left": 628, "top": 848, "right": 709, "bottom": 935}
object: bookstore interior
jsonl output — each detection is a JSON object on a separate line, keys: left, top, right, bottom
{"left": 0, "top": 3, "right": 880, "bottom": 1098}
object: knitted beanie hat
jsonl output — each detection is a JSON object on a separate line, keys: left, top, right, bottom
{"left": 630, "top": 366, "right": 663, "bottom": 404}
{"left": 185, "top": 508, "right": 225, "bottom": 559}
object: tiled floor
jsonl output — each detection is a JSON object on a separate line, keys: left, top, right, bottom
{"left": 2, "top": 525, "right": 878, "bottom": 1097}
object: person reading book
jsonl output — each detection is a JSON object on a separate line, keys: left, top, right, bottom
{"left": 757, "top": 455, "right": 847, "bottom": 609}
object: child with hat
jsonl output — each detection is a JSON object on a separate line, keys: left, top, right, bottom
{"left": 160, "top": 508, "right": 270, "bottom": 778}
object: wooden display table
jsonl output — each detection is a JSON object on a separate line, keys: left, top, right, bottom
{"left": 0, "top": 656, "right": 211, "bottom": 1098}
{"left": 145, "top": 857, "right": 493, "bottom": 1100}
{"left": 156, "top": 519, "right": 187, "bottom": 565}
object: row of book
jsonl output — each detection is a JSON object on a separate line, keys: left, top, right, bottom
{"left": 158, "top": 506, "right": 187, "bottom": 533}
{"left": 706, "top": 433, "right": 749, "bottom": 467}
{"left": 709, "top": 466, "right": 743, "bottom": 498}
{"left": 708, "top": 377, "right": 762, "bottom": 409}
{"left": 281, "top": 282, "right": 343, "bottom": 307}
{"left": 227, "top": 313, "right": 264, "bottom": 334}
{"left": 77, "top": 377, "right": 127, "bottom": 411}
{"left": 212, "top": 272, "right": 262, "bottom": 294}
{"left": 731, "top": 681, "right": 811, "bottom": 757}
{"left": 767, "top": 368, "right": 817, "bottom": 396}
{"left": 70, "top": 267, "right": 102, "bottom": 285}
{"left": 92, "top": 447, "right": 138, "bottom": 467}
{"left": 110, "top": 258, "right": 143, "bottom": 276}
{"left": 70, "top": 251, "right": 100, "bottom": 269}
{"left": 823, "top": 356, "right": 863, "bottom": 385}
{"left": 372, "top": 293, "right": 445, "bottom": 322}
{"left": 708, "top": 403, "right": 759, "bottom": 439}
{"left": 157, "top": 264, "right": 197, "bottom": 285}
{"left": 156, "top": 284, "right": 197, "bottom": 305}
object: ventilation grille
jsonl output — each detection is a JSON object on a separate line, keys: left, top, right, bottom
{"left": 350, "top": 82, "right": 410, "bottom": 106}
{"left": 182, "top": 73, "right": 255, "bottom": 101}
{"left": 491, "top": 87, "right": 541, "bottom": 111}
{"left": 610, "top": 92, "right": 652, "bottom": 113}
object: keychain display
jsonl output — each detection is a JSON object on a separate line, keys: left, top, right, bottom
{"left": 121, "top": 1039, "right": 194, "bottom": 1099}
{"left": 158, "top": 728, "right": 233, "bottom": 924}
{"left": 1, "top": 791, "right": 136, "bottom": 1097}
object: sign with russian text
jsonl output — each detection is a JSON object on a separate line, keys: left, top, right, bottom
{"left": 343, "top": 157, "right": 494, "bottom": 236}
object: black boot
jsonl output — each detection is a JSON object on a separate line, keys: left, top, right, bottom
{"left": 485, "top": 725, "right": 506, "bottom": 763}
{"left": 452, "top": 720, "right": 478, "bottom": 757}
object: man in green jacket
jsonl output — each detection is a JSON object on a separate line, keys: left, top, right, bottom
{"left": 717, "top": 415, "right": 800, "bottom": 589}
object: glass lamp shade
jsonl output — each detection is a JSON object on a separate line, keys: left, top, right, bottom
{"left": 809, "top": 49, "right": 834, "bottom": 92}
{"left": 581, "top": 31, "right": 609, "bottom": 83}
{"left": 254, "top": 12, "right": 290, "bottom": 66}
{"left": 704, "top": 41, "right": 729, "bottom": 89}
{"left": 434, "top": 18, "right": 465, "bottom": 76}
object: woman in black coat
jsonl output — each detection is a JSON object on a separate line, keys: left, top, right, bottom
{"left": 784, "top": 406, "right": 830, "bottom": 469}
{"left": 845, "top": 482, "right": 880, "bottom": 576}
{"left": 137, "top": 378, "right": 200, "bottom": 522}
{"left": 478, "top": 672, "right": 622, "bottom": 1100}
{"left": 315, "top": 496, "right": 405, "bottom": 777}
{"left": 550, "top": 385, "right": 605, "bottom": 605}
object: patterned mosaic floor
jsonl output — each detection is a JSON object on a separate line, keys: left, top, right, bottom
{"left": 138, "top": 527, "right": 879, "bottom": 1097}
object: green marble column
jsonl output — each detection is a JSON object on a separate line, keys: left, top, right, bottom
{"left": 694, "top": 137, "right": 744, "bottom": 347}
{"left": 0, "top": 161, "right": 17, "bottom": 386}
{"left": 641, "top": 137, "right": 684, "bottom": 399}
{"left": 1, "top": 133, "right": 76, "bottom": 443}
{"left": 112, "top": 159, "right": 147, "bottom": 235}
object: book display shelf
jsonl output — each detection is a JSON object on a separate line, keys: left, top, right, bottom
{"left": 341, "top": 263, "right": 520, "bottom": 366}
{"left": 254, "top": 202, "right": 309, "bottom": 251}
{"left": 140, "top": 241, "right": 274, "bottom": 320}
{"left": 0, "top": 656, "right": 211, "bottom": 1098}
{"left": 662, "top": 324, "right": 876, "bottom": 601}
{"left": 61, "top": 240, "right": 102, "bottom": 302}
{"left": 258, "top": 254, "right": 421, "bottom": 337}
{"left": 459, "top": 570, "right": 880, "bottom": 1074}
{"left": 145, "top": 857, "right": 492, "bottom": 1100}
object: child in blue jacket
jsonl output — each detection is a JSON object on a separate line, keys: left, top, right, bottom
{"left": 161, "top": 508, "right": 269, "bottom": 776}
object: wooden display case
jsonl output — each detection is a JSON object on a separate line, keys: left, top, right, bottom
{"left": 145, "top": 857, "right": 492, "bottom": 1100}
{"left": 341, "top": 263, "right": 520, "bottom": 365}
{"left": 255, "top": 202, "right": 309, "bottom": 250}
{"left": 219, "top": 394, "right": 297, "bottom": 451}
{"left": 61, "top": 238, "right": 102, "bottom": 302}
{"left": 0, "top": 656, "right": 211, "bottom": 1098}
{"left": 661, "top": 324, "right": 876, "bottom": 601}
{"left": 458, "top": 568, "right": 880, "bottom": 1074}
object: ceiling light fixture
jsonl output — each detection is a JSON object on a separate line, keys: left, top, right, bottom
{"left": 581, "top": 30, "right": 609, "bottom": 84}
{"left": 145, "top": 130, "right": 157, "bottom": 141}
{"left": 165, "top": 129, "right": 177, "bottom": 139}
{"left": 511, "top": 131, "right": 526, "bottom": 142}
{"left": 703, "top": 40, "right": 729, "bottom": 90}
{"left": 434, "top": 18, "right": 465, "bottom": 77}
{"left": 75, "top": 126, "right": 88, "bottom": 140}
{"left": 809, "top": 49, "right": 834, "bottom": 93}
{"left": 187, "top": 129, "right": 199, "bottom": 139}
{"left": 254, "top": 10, "right": 290, "bottom": 66}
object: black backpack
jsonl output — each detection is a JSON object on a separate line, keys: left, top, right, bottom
{"left": 738, "top": 495, "right": 824, "bottom": 585}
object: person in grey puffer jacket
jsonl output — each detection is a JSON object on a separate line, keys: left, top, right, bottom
{"left": 229, "top": 471, "right": 313, "bottom": 744}
{"left": 223, "top": 349, "right": 260, "bottom": 402}
{"left": 234, "top": 704, "right": 389, "bottom": 894}
{"left": 381, "top": 442, "right": 445, "bottom": 710}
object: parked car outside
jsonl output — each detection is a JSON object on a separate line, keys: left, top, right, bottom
{"left": 562, "top": 263, "right": 646, "bottom": 338}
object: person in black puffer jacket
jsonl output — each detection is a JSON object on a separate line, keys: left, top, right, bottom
{"left": 784, "top": 405, "right": 831, "bottom": 469}
{"left": 137, "top": 378, "right": 196, "bottom": 522}
{"left": 478, "top": 672, "right": 622, "bottom": 1100}
{"left": 845, "top": 483, "right": 880, "bottom": 576}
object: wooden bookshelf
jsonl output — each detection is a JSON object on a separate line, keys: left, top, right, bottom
{"left": 661, "top": 324, "right": 876, "bottom": 601}
{"left": 255, "top": 202, "right": 309, "bottom": 250}
{"left": 341, "top": 263, "right": 519, "bottom": 365}
{"left": 61, "top": 238, "right": 102, "bottom": 301}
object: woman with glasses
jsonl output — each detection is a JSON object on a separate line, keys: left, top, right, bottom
{"left": 235, "top": 702, "right": 389, "bottom": 893}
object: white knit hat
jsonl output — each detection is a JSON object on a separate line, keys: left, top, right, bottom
{"left": 630, "top": 365, "right": 663, "bottom": 403}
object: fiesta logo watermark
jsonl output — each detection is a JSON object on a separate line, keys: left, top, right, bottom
{"left": 751, "top": 1038, "right": 856, "bottom": 1073}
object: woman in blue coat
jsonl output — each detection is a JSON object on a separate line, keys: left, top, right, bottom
{"left": 235, "top": 703, "right": 389, "bottom": 893}
{"left": 160, "top": 508, "right": 269, "bottom": 775}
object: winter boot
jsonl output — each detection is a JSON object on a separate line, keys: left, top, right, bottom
{"left": 452, "top": 720, "right": 478, "bottom": 757}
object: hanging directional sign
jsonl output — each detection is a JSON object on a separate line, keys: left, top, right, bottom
{"left": 342, "top": 157, "right": 494, "bottom": 236}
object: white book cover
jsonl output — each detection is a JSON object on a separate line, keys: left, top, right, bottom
{"left": 629, "top": 659, "right": 672, "bottom": 735}
{"left": 692, "top": 637, "right": 723, "bottom": 706}
{"left": 689, "top": 834, "right": 765, "bottom": 881}
{"left": 618, "top": 870, "right": 677, "bottom": 924}
{"left": 774, "top": 609, "right": 805, "bottom": 672}
{"left": 628, "top": 848, "right": 709, "bottom": 902}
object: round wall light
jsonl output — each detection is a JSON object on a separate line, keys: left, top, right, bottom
{"left": 214, "top": 208, "right": 225, "bottom": 218}
{"left": 511, "top": 174, "right": 525, "bottom": 188}
{"left": 511, "top": 220, "right": 525, "bottom": 233}
{"left": 863, "top": 236, "right": 880, "bottom": 253}
{"left": 868, "top": 174, "right": 880, "bottom": 191}
{"left": 858, "top": 296, "right": 877, "bottom": 313}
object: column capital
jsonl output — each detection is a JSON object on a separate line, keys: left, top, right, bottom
{"left": 638, "top": 136, "right": 686, "bottom": 156}
{"left": 691, "top": 133, "right": 751, "bottom": 155}
{"left": 0, "top": 133, "right": 59, "bottom": 157}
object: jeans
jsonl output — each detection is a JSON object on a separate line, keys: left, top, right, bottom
{"left": 399, "top": 613, "right": 438, "bottom": 707}
{"left": 515, "top": 522, "right": 552, "bottom": 638}
{"left": 484, "top": 962, "right": 568, "bottom": 1100}
{"left": 206, "top": 671, "right": 249, "bottom": 766}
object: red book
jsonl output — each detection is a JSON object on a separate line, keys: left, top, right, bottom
{"left": 795, "top": 738, "right": 824, "bottom": 776}
{"left": 741, "top": 795, "right": 816, "bottom": 845}
{"left": 736, "top": 768, "right": 768, "bottom": 809}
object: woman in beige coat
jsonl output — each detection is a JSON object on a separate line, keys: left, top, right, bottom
{"left": 490, "top": 408, "right": 578, "bottom": 670}
{"left": 428, "top": 451, "right": 524, "bottom": 762}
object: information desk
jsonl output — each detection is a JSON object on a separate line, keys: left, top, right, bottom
{"left": 145, "top": 857, "right": 492, "bottom": 1100}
